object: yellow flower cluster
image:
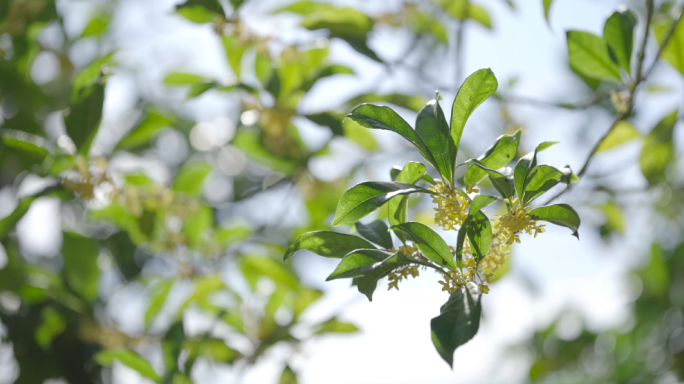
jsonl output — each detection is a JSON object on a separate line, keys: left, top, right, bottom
{"left": 428, "top": 182, "right": 470, "bottom": 231}
{"left": 387, "top": 244, "right": 421, "bottom": 291}
{"left": 492, "top": 198, "right": 545, "bottom": 244}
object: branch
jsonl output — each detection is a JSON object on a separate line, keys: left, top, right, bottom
{"left": 544, "top": 0, "right": 656, "bottom": 205}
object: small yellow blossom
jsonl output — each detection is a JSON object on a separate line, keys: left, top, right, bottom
{"left": 492, "top": 198, "right": 546, "bottom": 245}
{"left": 428, "top": 182, "right": 470, "bottom": 231}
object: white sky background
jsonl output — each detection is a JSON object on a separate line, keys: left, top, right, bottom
{"left": 5, "top": 0, "right": 684, "bottom": 383}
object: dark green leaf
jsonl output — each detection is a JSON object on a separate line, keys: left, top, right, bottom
{"left": 431, "top": 283, "right": 482, "bottom": 367}
{"left": 604, "top": 9, "right": 636, "bottom": 74}
{"left": 464, "top": 159, "right": 514, "bottom": 199}
{"left": 65, "top": 82, "right": 105, "bottom": 155}
{"left": 355, "top": 220, "right": 392, "bottom": 249}
{"left": 416, "top": 98, "right": 456, "bottom": 184}
{"left": 566, "top": 30, "right": 622, "bottom": 82}
{"left": 529, "top": 204, "right": 581, "bottom": 238}
{"left": 463, "top": 129, "right": 521, "bottom": 189}
{"left": 61, "top": 232, "right": 100, "bottom": 303}
{"left": 333, "top": 181, "right": 428, "bottom": 226}
{"left": 388, "top": 162, "right": 427, "bottom": 243}
{"left": 347, "top": 104, "right": 437, "bottom": 169}
{"left": 450, "top": 69, "right": 498, "bottom": 159}
{"left": 464, "top": 210, "right": 492, "bottom": 263}
{"left": 327, "top": 249, "right": 397, "bottom": 280}
{"left": 640, "top": 111, "right": 677, "bottom": 185}
{"left": 513, "top": 141, "right": 558, "bottom": 200}
{"left": 392, "top": 221, "right": 456, "bottom": 269}
{"left": 284, "top": 231, "right": 376, "bottom": 260}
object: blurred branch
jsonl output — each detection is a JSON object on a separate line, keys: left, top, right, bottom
{"left": 544, "top": 0, "right": 656, "bottom": 205}
{"left": 500, "top": 92, "right": 611, "bottom": 110}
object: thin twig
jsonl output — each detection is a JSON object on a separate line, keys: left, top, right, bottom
{"left": 500, "top": 92, "right": 611, "bottom": 110}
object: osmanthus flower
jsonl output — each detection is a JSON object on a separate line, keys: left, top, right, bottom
{"left": 284, "top": 68, "right": 581, "bottom": 367}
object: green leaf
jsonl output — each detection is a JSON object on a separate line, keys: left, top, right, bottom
{"left": 522, "top": 165, "right": 563, "bottom": 205}
{"left": 529, "top": 204, "right": 581, "bottom": 238}
{"left": 352, "top": 252, "right": 428, "bottom": 301}
{"left": 640, "top": 111, "right": 677, "bottom": 185}
{"left": 300, "top": 64, "right": 354, "bottom": 92}
{"left": 222, "top": 35, "right": 247, "bottom": 78}
{"left": 470, "top": 194, "right": 498, "bottom": 213}
{"left": 392, "top": 221, "right": 456, "bottom": 269}
{"left": 241, "top": 257, "right": 299, "bottom": 290}
{"left": 61, "top": 232, "right": 100, "bottom": 303}
{"left": 327, "top": 249, "right": 397, "bottom": 280}
{"left": 284, "top": 231, "right": 376, "bottom": 260}
{"left": 389, "top": 165, "right": 435, "bottom": 185}
{"left": 437, "top": 0, "right": 492, "bottom": 28}
{"left": 173, "top": 162, "right": 212, "bottom": 197}
{"left": 450, "top": 69, "right": 498, "bottom": 159}
{"left": 164, "top": 72, "right": 209, "bottom": 85}
{"left": 184, "top": 205, "right": 213, "bottom": 249}
{"left": 115, "top": 110, "right": 175, "bottom": 150}
{"left": 655, "top": 16, "right": 684, "bottom": 76}
{"left": 596, "top": 120, "right": 640, "bottom": 152}
{"left": 72, "top": 53, "right": 115, "bottom": 100}
{"left": 455, "top": 195, "right": 497, "bottom": 263}
{"left": 543, "top": 0, "right": 554, "bottom": 21}
{"left": 342, "top": 118, "right": 377, "bottom": 151}
{"left": 65, "top": 82, "right": 105, "bottom": 155}
{"left": 145, "top": 280, "right": 174, "bottom": 327}
{"left": 81, "top": 15, "right": 110, "bottom": 38}
{"left": 176, "top": 5, "right": 218, "bottom": 23}
{"left": 513, "top": 141, "right": 558, "bottom": 200}
{"left": 333, "top": 181, "right": 428, "bottom": 226}
{"left": 463, "top": 129, "right": 521, "bottom": 189}
{"left": 463, "top": 159, "right": 514, "bottom": 199}
{"left": 347, "top": 104, "right": 437, "bottom": 169}
{"left": 431, "top": 283, "right": 482, "bottom": 367}
{"left": 604, "top": 9, "right": 636, "bottom": 74}
{"left": 34, "top": 306, "right": 66, "bottom": 349}
{"left": 95, "top": 349, "right": 161, "bottom": 383}
{"left": 566, "top": 30, "right": 622, "bottom": 82}
{"left": 388, "top": 162, "right": 428, "bottom": 243}
{"left": 463, "top": 210, "right": 492, "bottom": 263}
{"left": 416, "top": 98, "right": 456, "bottom": 184}
{"left": 280, "top": 365, "right": 298, "bottom": 384}
{"left": 1, "top": 134, "right": 50, "bottom": 162}
{"left": 355, "top": 220, "right": 392, "bottom": 249}
{"left": 314, "top": 317, "right": 359, "bottom": 334}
